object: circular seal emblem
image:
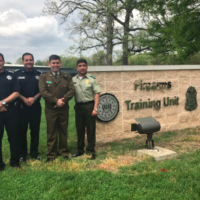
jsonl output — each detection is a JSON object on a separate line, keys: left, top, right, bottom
{"left": 97, "top": 93, "right": 119, "bottom": 122}
{"left": 35, "top": 75, "right": 39, "bottom": 80}
{"left": 7, "top": 75, "right": 12, "bottom": 80}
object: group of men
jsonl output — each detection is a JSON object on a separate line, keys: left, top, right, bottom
{"left": 0, "top": 53, "right": 101, "bottom": 172}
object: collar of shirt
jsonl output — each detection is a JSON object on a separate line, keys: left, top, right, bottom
{"left": 51, "top": 71, "right": 60, "bottom": 76}
{"left": 21, "top": 68, "right": 35, "bottom": 74}
{"left": 76, "top": 73, "right": 89, "bottom": 79}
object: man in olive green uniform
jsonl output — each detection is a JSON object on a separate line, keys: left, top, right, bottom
{"left": 39, "top": 55, "right": 75, "bottom": 162}
{"left": 72, "top": 58, "right": 101, "bottom": 159}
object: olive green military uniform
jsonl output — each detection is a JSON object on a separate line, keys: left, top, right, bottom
{"left": 39, "top": 71, "right": 75, "bottom": 159}
{"left": 73, "top": 73, "right": 101, "bottom": 153}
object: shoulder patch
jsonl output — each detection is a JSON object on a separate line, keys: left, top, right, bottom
{"left": 91, "top": 75, "right": 96, "bottom": 79}
{"left": 35, "top": 69, "right": 42, "bottom": 74}
{"left": 5, "top": 70, "right": 11, "bottom": 74}
{"left": 63, "top": 72, "right": 70, "bottom": 80}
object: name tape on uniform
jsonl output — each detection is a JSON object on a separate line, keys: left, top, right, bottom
{"left": 18, "top": 76, "right": 25, "bottom": 79}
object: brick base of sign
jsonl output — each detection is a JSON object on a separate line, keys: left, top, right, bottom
{"left": 88, "top": 67, "right": 200, "bottom": 144}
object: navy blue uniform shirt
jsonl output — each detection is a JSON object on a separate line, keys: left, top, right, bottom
{"left": 14, "top": 68, "right": 41, "bottom": 103}
{"left": 0, "top": 70, "right": 20, "bottom": 106}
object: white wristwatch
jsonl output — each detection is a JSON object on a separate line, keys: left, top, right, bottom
{"left": 94, "top": 108, "right": 98, "bottom": 112}
{"left": 1, "top": 100, "right": 6, "bottom": 106}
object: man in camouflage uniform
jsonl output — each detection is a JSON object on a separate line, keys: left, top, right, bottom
{"left": 39, "top": 55, "right": 75, "bottom": 162}
{"left": 72, "top": 58, "right": 101, "bottom": 160}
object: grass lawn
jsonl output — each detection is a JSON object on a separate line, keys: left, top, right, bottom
{"left": 1, "top": 99, "right": 200, "bottom": 200}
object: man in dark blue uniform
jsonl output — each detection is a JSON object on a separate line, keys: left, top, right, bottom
{"left": 0, "top": 53, "right": 21, "bottom": 172}
{"left": 15, "top": 53, "right": 41, "bottom": 162}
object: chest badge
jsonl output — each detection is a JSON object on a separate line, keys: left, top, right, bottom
{"left": 7, "top": 75, "right": 12, "bottom": 80}
{"left": 35, "top": 75, "right": 39, "bottom": 80}
{"left": 86, "top": 80, "right": 89, "bottom": 84}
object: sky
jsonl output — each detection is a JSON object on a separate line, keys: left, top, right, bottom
{"left": 0, "top": 0, "right": 74, "bottom": 63}
{"left": 0, "top": 0, "right": 144, "bottom": 64}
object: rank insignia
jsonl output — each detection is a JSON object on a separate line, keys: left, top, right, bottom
{"left": 91, "top": 75, "right": 96, "bottom": 79}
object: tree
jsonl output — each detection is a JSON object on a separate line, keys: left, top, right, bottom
{"left": 139, "top": 0, "right": 200, "bottom": 63}
{"left": 44, "top": 0, "right": 115, "bottom": 65}
{"left": 43, "top": 0, "right": 150, "bottom": 65}
{"left": 15, "top": 57, "right": 23, "bottom": 65}
{"left": 5, "top": 62, "right": 12, "bottom": 64}
{"left": 60, "top": 55, "right": 77, "bottom": 69}
{"left": 35, "top": 60, "right": 44, "bottom": 66}
{"left": 87, "top": 51, "right": 107, "bottom": 66}
{"left": 109, "top": 0, "right": 151, "bottom": 65}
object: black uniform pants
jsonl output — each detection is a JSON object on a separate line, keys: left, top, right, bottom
{"left": 75, "top": 102, "right": 96, "bottom": 153}
{"left": 17, "top": 103, "right": 41, "bottom": 158}
{"left": 0, "top": 106, "right": 19, "bottom": 169}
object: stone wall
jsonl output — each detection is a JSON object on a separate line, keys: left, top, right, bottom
{"left": 88, "top": 66, "right": 200, "bottom": 144}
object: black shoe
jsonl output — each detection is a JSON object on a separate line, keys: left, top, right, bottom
{"left": 47, "top": 158, "right": 55, "bottom": 163}
{"left": 19, "top": 157, "right": 26, "bottom": 162}
{"left": 32, "top": 156, "right": 40, "bottom": 161}
{"left": 72, "top": 152, "right": 84, "bottom": 158}
{"left": 63, "top": 156, "right": 70, "bottom": 160}
{"left": 89, "top": 153, "right": 96, "bottom": 160}
{"left": 11, "top": 164, "right": 21, "bottom": 170}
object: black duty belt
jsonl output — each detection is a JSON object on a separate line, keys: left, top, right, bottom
{"left": 76, "top": 100, "right": 94, "bottom": 105}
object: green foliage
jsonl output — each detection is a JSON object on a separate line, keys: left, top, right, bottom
{"left": 60, "top": 56, "right": 77, "bottom": 69}
{"left": 128, "top": 53, "right": 150, "bottom": 65}
{"left": 87, "top": 51, "right": 107, "bottom": 66}
{"left": 140, "top": 0, "right": 200, "bottom": 63}
{"left": 35, "top": 60, "right": 43, "bottom": 66}
{"left": 15, "top": 57, "right": 22, "bottom": 64}
{"left": 184, "top": 52, "right": 200, "bottom": 64}
{"left": 5, "top": 62, "right": 12, "bottom": 64}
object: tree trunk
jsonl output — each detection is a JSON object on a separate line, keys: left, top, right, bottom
{"left": 106, "top": 14, "right": 113, "bottom": 65}
{"left": 122, "top": 10, "right": 131, "bottom": 65}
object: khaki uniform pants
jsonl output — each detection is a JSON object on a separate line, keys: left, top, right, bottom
{"left": 45, "top": 106, "right": 69, "bottom": 158}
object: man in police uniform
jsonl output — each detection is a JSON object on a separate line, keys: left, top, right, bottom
{"left": 72, "top": 58, "right": 101, "bottom": 160}
{"left": 15, "top": 53, "right": 41, "bottom": 162}
{"left": 0, "top": 53, "right": 21, "bottom": 172}
{"left": 39, "top": 55, "right": 75, "bottom": 162}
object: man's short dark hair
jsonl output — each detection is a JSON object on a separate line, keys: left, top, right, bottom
{"left": 0, "top": 53, "right": 5, "bottom": 61}
{"left": 22, "top": 52, "right": 34, "bottom": 61}
{"left": 49, "top": 55, "right": 61, "bottom": 62}
{"left": 77, "top": 58, "right": 87, "bottom": 65}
